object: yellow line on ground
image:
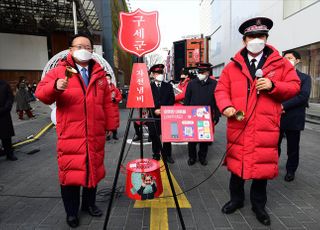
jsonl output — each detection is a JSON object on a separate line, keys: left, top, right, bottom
{"left": 134, "top": 160, "right": 191, "bottom": 229}
{"left": 12, "top": 122, "right": 54, "bottom": 148}
{"left": 150, "top": 208, "right": 168, "bottom": 230}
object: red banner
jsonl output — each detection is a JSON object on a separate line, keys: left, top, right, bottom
{"left": 161, "top": 106, "right": 214, "bottom": 142}
{"left": 126, "top": 63, "right": 154, "bottom": 108}
{"left": 118, "top": 8, "right": 161, "bottom": 57}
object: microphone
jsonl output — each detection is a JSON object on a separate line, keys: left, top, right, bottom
{"left": 255, "top": 69, "right": 263, "bottom": 94}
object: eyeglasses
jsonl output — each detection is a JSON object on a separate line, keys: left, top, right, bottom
{"left": 71, "top": 44, "right": 93, "bottom": 51}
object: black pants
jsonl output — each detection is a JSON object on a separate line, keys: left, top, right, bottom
{"left": 60, "top": 185, "right": 97, "bottom": 216}
{"left": 1, "top": 137, "right": 13, "bottom": 156}
{"left": 188, "top": 142, "right": 209, "bottom": 161}
{"left": 229, "top": 173, "right": 267, "bottom": 209}
{"left": 134, "top": 122, "right": 142, "bottom": 139}
{"left": 148, "top": 120, "right": 172, "bottom": 158}
{"left": 278, "top": 129, "right": 301, "bottom": 174}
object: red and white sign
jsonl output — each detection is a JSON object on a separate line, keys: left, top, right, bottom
{"left": 126, "top": 63, "right": 154, "bottom": 108}
{"left": 118, "top": 8, "right": 161, "bottom": 57}
{"left": 161, "top": 106, "right": 214, "bottom": 142}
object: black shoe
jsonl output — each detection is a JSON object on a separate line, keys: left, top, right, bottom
{"left": 6, "top": 153, "right": 18, "bottom": 161}
{"left": 147, "top": 136, "right": 152, "bottom": 142}
{"left": 82, "top": 205, "right": 103, "bottom": 217}
{"left": 165, "top": 156, "right": 175, "bottom": 164}
{"left": 66, "top": 215, "right": 79, "bottom": 228}
{"left": 132, "top": 136, "right": 141, "bottom": 142}
{"left": 187, "top": 158, "right": 196, "bottom": 166}
{"left": 152, "top": 154, "right": 161, "bottom": 161}
{"left": 106, "top": 136, "right": 111, "bottom": 141}
{"left": 199, "top": 159, "right": 208, "bottom": 166}
{"left": 113, "top": 136, "right": 119, "bottom": 140}
{"left": 221, "top": 201, "right": 244, "bottom": 214}
{"left": 284, "top": 172, "right": 295, "bottom": 182}
{"left": 252, "top": 207, "right": 270, "bottom": 226}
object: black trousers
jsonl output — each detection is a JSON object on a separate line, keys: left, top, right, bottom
{"left": 1, "top": 137, "right": 13, "bottom": 155}
{"left": 278, "top": 129, "right": 301, "bottom": 174}
{"left": 188, "top": 142, "right": 209, "bottom": 160}
{"left": 147, "top": 120, "right": 172, "bottom": 158}
{"left": 60, "top": 185, "right": 97, "bottom": 216}
{"left": 134, "top": 122, "right": 142, "bottom": 139}
{"left": 229, "top": 173, "right": 267, "bottom": 209}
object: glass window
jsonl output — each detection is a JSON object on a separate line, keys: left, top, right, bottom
{"left": 283, "top": 0, "right": 318, "bottom": 18}
{"left": 286, "top": 42, "right": 320, "bottom": 102}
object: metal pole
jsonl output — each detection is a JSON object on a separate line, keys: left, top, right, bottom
{"left": 72, "top": 1, "right": 78, "bottom": 35}
{"left": 103, "top": 109, "right": 134, "bottom": 230}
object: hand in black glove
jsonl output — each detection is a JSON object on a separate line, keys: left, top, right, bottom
{"left": 112, "top": 98, "right": 116, "bottom": 103}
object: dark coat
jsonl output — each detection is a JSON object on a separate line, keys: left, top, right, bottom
{"left": 184, "top": 77, "right": 220, "bottom": 123}
{"left": 0, "top": 80, "right": 15, "bottom": 138}
{"left": 148, "top": 81, "right": 175, "bottom": 134}
{"left": 280, "top": 70, "right": 311, "bottom": 130}
{"left": 15, "top": 84, "right": 32, "bottom": 111}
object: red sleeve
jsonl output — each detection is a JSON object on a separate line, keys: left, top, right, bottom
{"left": 214, "top": 66, "right": 234, "bottom": 113}
{"left": 268, "top": 62, "right": 300, "bottom": 102}
{"left": 114, "top": 87, "right": 122, "bottom": 103}
{"left": 175, "top": 82, "right": 188, "bottom": 102}
{"left": 35, "top": 68, "right": 63, "bottom": 105}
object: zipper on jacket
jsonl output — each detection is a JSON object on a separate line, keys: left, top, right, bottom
{"left": 78, "top": 74, "right": 90, "bottom": 187}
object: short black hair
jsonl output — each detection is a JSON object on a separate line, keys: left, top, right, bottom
{"left": 283, "top": 50, "right": 301, "bottom": 60}
{"left": 69, "top": 33, "right": 94, "bottom": 48}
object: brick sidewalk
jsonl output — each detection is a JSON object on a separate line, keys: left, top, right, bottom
{"left": 0, "top": 107, "right": 320, "bottom": 229}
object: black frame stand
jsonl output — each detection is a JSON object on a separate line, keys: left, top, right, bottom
{"left": 103, "top": 58, "right": 186, "bottom": 230}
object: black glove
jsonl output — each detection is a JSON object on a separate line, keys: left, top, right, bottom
{"left": 112, "top": 98, "right": 116, "bottom": 103}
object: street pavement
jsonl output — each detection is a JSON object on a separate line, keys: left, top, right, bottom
{"left": 1, "top": 101, "right": 320, "bottom": 229}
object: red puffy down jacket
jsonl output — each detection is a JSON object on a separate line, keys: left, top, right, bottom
{"left": 36, "top": 53, "right": 116, "bottom": 187}
{"left": 109, "top": 83, "right": 122, "bottom": 129}
{"left": 215, "top": 45, "right": 300, "bottom": 180}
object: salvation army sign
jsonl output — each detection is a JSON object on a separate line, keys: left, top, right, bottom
{"left": 118, "top": 8, "right": 161, "bottom": 57}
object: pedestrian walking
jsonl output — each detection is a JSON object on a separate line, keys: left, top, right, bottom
{"left": 147, "top": 64, "right": 175, "bottom": 163}
{"left": 36, "top": 34, "right": 116, "bottom": 228}
{"left": 184, "top": 63, "right": 220, "bottom": 166}
{"left": 215, "top": 17, "right": 300, "bottom": 226}
{"left": 106, "top": 74, "right": 122, "bottom": 141}
{"left": 278, "top": 50, "right": 311, "bottom": 182}
{"left": 0, "top": 80, "right": 18, "bottom": 161}
{"left": 15, "top": 80, "right": 35, "bottom": 120}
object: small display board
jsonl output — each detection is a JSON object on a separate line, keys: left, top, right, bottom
{"left": 161, "top": 106, "right": 214, "bottom": 142}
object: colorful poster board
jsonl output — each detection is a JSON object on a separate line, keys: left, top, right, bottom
{"left": 161, "top": 106, "right": 214, "bottom": 142}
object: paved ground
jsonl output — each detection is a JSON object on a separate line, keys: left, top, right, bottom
{"left": 1, "top": 101, "right": 320, "bottom": 229}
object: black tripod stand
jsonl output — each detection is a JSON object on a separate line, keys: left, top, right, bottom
{"left": 103, "top": 107, "right": 186, "bottom": 229}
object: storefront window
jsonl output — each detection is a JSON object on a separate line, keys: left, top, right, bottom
{"left": 283, "top": 0, "right": 318, "bottom": 18}
{"left": 291, "top": 42, "right": 320, "bottom": 103}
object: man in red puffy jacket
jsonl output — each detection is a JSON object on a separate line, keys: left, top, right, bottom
{"left": 36, "top": 34, "right": 116, "bottom": 228}
{"left": 215, "top": 17, "right": 300, "bottom": 226}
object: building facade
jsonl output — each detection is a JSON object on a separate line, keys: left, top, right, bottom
{"left": 200, "top": 0, "right": 320, "bottom": 103}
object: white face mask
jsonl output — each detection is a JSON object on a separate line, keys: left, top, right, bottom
{"left": 289, "top": 60, "right": 296, "bottom": 66}
{"left": 155, "top": 74, "right": 164, "bottom": 82}
{"left": 198, "top": 73, "right": 207, "bottom": 81}
{"left": 246, "top": 38, "right": 265, "bottom": 54}
{"left": 73, "top": 49, "right": 92, "bottom": 62}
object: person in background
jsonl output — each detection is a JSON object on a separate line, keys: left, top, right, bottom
{"left": 278, "top": 50, "right": 311, "bottom": 182}
{"left": 0, "top": 80, "right": 18, "bottom": 161}
{"left": 15, "top": 79, "right": 35, "bottom": 120}
{"left": 106, "top": 74, "right": 122, "bottom": 141}
{"left": 215, "top": 17, "right": 300, "bottom": 226}
{"left": 174, "top": 67, "right": 191, "bottom": 106}
{"left": 184, "top": 63, "right": 220, "bottom": 166}
{"left": 36, "top": 33, "right": 116, "bottom": 228}
{"left": 147, "top": 64, "right": 175, "bottom": 164}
